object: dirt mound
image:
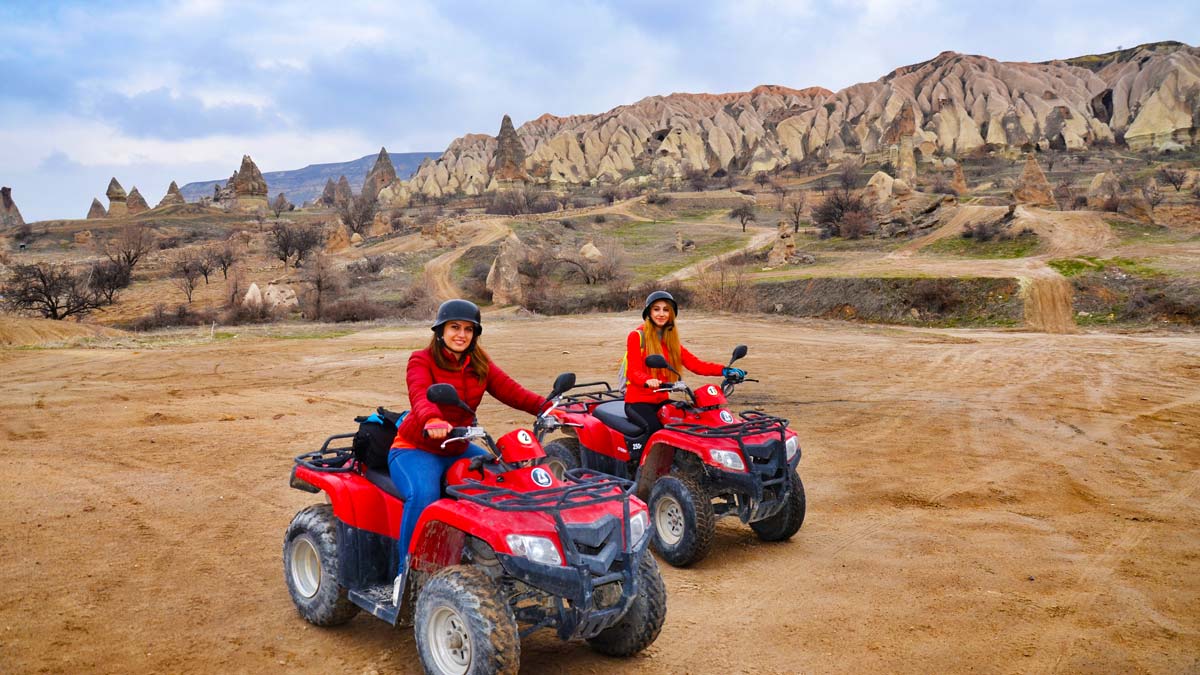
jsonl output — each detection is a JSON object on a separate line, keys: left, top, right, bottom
{"left": 0, "top": 316, "right": 124, "bottom": 346}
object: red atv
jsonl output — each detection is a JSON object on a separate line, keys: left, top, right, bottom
{"left": 536, "top": 346, "right": 804, "bottom": 567}
{"left": 284, "top": 374, "right": 666, "bottom": 675}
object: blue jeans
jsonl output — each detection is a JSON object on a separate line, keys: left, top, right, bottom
{"left": 388, "top": 443, "right": 490, "bottom": 573}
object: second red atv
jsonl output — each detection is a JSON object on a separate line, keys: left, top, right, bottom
{"left": 284, "top": 374, "right": 666, "bottom": 675}
{"left": 536, "top": 346, "right": 805, "bottom": 567}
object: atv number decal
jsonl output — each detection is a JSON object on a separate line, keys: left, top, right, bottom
{"left": 707, "top": 385, "right": 719, "bottom": 396}
{"left": 531, "top": 467, "right": 553, "bottom": 487}
{"left": 517, "top": 430, "right": 533, "bottom": 445}
{"left": 720, "top": 410, "right": 734, "bottom": 424}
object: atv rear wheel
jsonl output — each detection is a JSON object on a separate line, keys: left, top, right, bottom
{"left": 750, "top": 470, "right": 807, "bottom": 542}
{"left": 541, "top": 438, "right": 581, "bottom": 481}
{"left": 283, "top": 503, "right": 360, "bottom": 626}
{"left": 649, "top": 474, "right": 715, "bottom": 567}
{"left": 415, "top": 565, "right": 519, "bottom": 675}
{"left": 586, "top": 551, "right": 667, "bottom": 656}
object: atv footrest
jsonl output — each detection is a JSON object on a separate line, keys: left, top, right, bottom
{"left": 349, "top": 584, "right": 400, "bottom": 625}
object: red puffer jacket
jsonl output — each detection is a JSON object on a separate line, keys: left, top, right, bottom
{"left": 623, "top": 326, "right": 724, "bottom": 405}
{"left": 394, "top": 347, "right": 545, "bottom": 455}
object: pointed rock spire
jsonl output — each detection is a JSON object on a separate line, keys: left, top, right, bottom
{"left": 319, "top": 178, "right": 337, "bottom": 206}
{"left": 127, "top": 187, "right": 150, "bottom": 214}
{"left": 156, "top": 180, "right": 186, "bottom": 208}
{"left": 492, "top": 114, "right": 528, "bottom": 182}
{"left": 1012, "top": 155, "right": 1055, "bottom": 207}
{"left": 334, "top": 175, "right": 353, "bottom": 207}
{"left": 87, "top": 198, "right": 107, "bottom": 219}
{"left": 1, "top": 186, "right": 24, "bottom": 229}
{"left": 362, "top": 147, "right": 397, "bottom": 200}
{"left": 106, "top": 177, "right": 127, "bottom": 201}
{"left": 231, "top": 155, "right": 268, "bottom": 197}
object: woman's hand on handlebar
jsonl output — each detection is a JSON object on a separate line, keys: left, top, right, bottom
{"left": 424, "top": 419, "right": 452, "bottom": 440}
{"left": 645, "top": 378, "right": 662, "bottom": 389}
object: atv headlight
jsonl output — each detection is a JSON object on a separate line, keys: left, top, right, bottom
{"left": 785, "top": 436, "right": 799, "bottom": 461}
{"left": 629, "top": 511, "right": 649, "bottom": 546}
{"left": 505, "top": 535, "right": 562, "bottom": 566}
{"left": 709, "top": 449, "right": 746, "bottom": 471}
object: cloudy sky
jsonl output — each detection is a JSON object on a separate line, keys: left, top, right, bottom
{"left": 2, "top": 0, "right": 1197, "bottom": 221}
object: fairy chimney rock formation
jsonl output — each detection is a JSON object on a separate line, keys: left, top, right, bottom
{"left": 126, "top": 187, "right": 150, "bottom": 215}
{"left": 106, "top": 178, "right": 128, "bottom": 217}
{"left": 766, "top": 221, "right": 796, "bottom": 267}
{"left": 897, "top": 135, "right": 918, "bottom": 185}
{"left": 242, "top": 282, "right": 264, "bottom": 310}
{"left": 156, "top": 181, "right": 186, "bottom": 208}
{"left": 361, "top": 147, "right": 397, "bottom": 200}
{"left": 486, "top": 232, "right": 527, "bottom": 305}
{"left": 230, "top": 155, "right": 269, "bottom": 211}
{"left": 491, "top": 115, "right": 528, "bottom": 186}
{"left": 86, "top": 198, "right": 107, "bottom": 219}
{"left": 334, "top": 176, "right": 353, "bottom": 208}
{"left": 1, "top": 187, "right": 24, "bottom": 229}
{"left": 1086, "top": 171, "right": 1123, "bottom": 209}
{"left": 1011, "top": 155, "right": 1056, "bottom": 207}
{"left": 951, "top": 163, "right": 969, "bottom": 195}
{"left": 318, "top": 178, "right": 337, "bottom": 207}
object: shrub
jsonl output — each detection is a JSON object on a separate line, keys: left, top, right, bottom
{"left": 645, "top": 192, "right": 670, "bottom": 205}
{"left": 812, "top": 188, "right": 867, "bottom": 238}
{"left": 593, "top": 214, "right": 607, "bottom": 224}
{"left": 320, "top": 298, "right": 389, "bottom": 323}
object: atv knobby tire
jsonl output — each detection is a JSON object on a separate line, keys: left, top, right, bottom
{"left": 415, "top": 565, "right": 519, "bottom": 675}
{"left": 750, "top": 470, "right": 806, "bottom": 542}
{"left": 283, "top": 503, "right": 360, "bottom": 626}
{"left": 586, "top": 551, "right": 667, "bottom": 656}
{"left": 541, "top": 438, "right": 581, "bottom": 481}
{"left": 649, "top": 474, "right": 715, "bottom": 567}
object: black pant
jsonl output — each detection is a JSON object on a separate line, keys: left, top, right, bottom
{"left": 625, "top": 402, "right": 665, "bottom": 438}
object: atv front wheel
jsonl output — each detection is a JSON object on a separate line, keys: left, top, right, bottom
{"left": 541, "top": 438, "right": 581, "bottom": 481}
{"left": 586, "top": 551, "right": 667, "bottom": 656}
{"left": 283, "top": 503, "right": 360, "bottom": 626}
{"left": 649, "top": 474, "right": 715, "bottom": 567}
{"left": 750, "top": 470, "right": 807, "bottom": 542}
{"left": 415, "top": 565, "right": 519, "bottom": 675}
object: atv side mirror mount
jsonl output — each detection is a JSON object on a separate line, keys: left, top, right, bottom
{"left": 730, "top": 344, "right": 748, "bottom": 363}
{"left": 550, "top": 372, "right": 576, "bottom": 400}
{"left": 645, "top": 354, "right": 681, "bottom": 377}
{"left": 427, "top": 383, "right": 476, "bottom": 418}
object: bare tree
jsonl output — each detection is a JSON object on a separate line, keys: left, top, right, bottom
{"left": 291, "top": 224, "right": 326, "bottom": 268}
{"left": 786, "top": 193, "right": 808, "bottom": 233}
{"left": 1157, "top": 166, "right": 1187, "bottom": 192}
{"left": 105, "top": 223, "right": 153, "bottom": 272}
{"left": 272, "top": 192, "right": 294, "bottom": 218}
{"left": 210, "top": 241, "right": 238, "bottom": 279}
{"left": 840, "top": 209, "right": 872, "bottom": 240}
{"left": 254, "top": 207, "right": 268, "bottom": 231}
{"left": 753, "top": 172, "right": 771, "bottom": 189}
{"left": 268, "top": 222, "right": 325, "bottom": 268}
{"left": 195, "top": 248, "right": 215, "bottom": 284}
{"left": 601, "top": 187, "right": 620, "bottom": 205}
{"left": 729, "top": 204, "right": 756, "bottom": 232}
{"left": 772, "top": 181, "right": 787, "bottom": 209}
{"left": 556, "top": 192, "right": 572, "bottom": 210}
{"left": 2, "top": 263, "right": 103, "bottom": 320}
{"left": 813, "top": 188, "right": 868, "bottom": 239}
{"left": 171, "top": 253, "right": 202, "bottom": 303}
{"left": 837, "top": 160, "right": 862, "bottom": 190}
{"left": 301, "top": 253, "right": 343, "bottom": 320}
{"left": 338, "top": 195, "right": 378, "bottom": 235}
{"left": 88, "top": 259, "right": 132, "bottom": 305}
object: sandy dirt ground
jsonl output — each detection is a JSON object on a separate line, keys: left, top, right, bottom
{"left": 1, "top": 314, "right": 1198, "bottom": 674}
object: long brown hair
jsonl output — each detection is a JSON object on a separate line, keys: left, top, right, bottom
{"left": 641, "top": 304, "right": 682, "bottom": 382}
{"left": 427, "top": 335, "right": 491, "bottom": 382}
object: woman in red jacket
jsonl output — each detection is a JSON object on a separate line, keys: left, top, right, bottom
{"left": 623, "top": 290, "right": 745, "bottom": 440}
{"left": 388, "top": 299, "right": 545, "bottom": 594}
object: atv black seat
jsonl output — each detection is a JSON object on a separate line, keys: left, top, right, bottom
{"left": 364, "top": 467, "right": 405, "bottom": 501}
{"left": 592, "top": 400, "right": 645, "bottom": 437}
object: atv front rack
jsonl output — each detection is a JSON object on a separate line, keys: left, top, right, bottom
{"left": 664, "top": 410, "right": 788, "bottom": 442}
{"left": 294, "top": 432, "right": 356, "bottom": 473}
{"left": 446, "top": 469, "right": 634, "bottom": 512}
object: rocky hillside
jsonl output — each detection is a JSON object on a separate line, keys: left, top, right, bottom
{"left": 180, "top": 151, "right": 438, "bottom": 205}
{"left": 403, "top": 42, "right": 1199, "bottom": 199}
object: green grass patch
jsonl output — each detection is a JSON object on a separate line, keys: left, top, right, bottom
{"left": 269, "top": 328, "right": 355, "bottom": 340}
{"left": 1049, "top": 255, "right": 1164, "bottom": 278}
{"left": 632, "top": 236, "right": 745, "bottom": 278}
{"left": 675, "top": 209, "right": 723, "bottom": 222}
{"left": 922, "top": 234, "right": 1041, "bottom": 259}
{"left": 1105, "top": 218, "right": 1171, "bottom": 243}
{"left": 795, "top": 234, "right": 905, "bottom": 252}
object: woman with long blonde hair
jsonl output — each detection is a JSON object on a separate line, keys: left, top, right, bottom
{"left": 622, "top": 291, "right": 743, "bottom": 441}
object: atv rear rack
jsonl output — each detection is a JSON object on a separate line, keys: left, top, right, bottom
{"left": 557, "top": 382, "right": 624, "bottom": 411}
{"left": 294, "top": 433, "right": 356, "bottom": 473}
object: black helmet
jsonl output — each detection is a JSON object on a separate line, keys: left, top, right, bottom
{"left": 432, "top": 299, "right": 483, "bottom": 335}
{"left": 642, "top": 290, "right": 678, "bottom": 320}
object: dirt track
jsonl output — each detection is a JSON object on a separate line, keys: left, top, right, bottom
{"left": 2, "top": 314, "right": 1198, "bottom": 674}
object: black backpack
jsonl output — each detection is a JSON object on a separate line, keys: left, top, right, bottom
{"left": 352, "top": 407, "right": 408, "bottom": 470}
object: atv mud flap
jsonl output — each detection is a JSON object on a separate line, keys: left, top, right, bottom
{"left": 496, "top": 540, "right": 650, "bottom": 640}
{"left": 705, "top": 439, "right": 800, "bottom": 523}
